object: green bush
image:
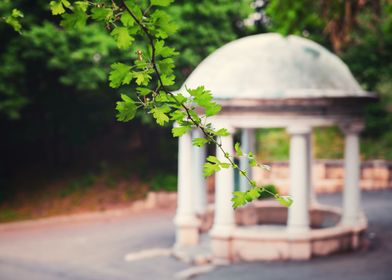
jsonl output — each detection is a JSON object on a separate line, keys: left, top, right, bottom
{"left": 256, "top": 127, "right": 345, "bottom": 160}
{"left": 149, "top": 173, "right": 177, "bottom": 192}
{"left": 0, "top": 209, "right": 18, "bottom": 222}
{"left": 258, "top": 184, "right": 278, "bottom": 200}
{"left": 60, "top": 173, "right": 96, "bottom": 197}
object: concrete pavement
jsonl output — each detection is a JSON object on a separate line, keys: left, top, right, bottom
{"left": 0, "top": 191, "right": 391, "bottom": 280}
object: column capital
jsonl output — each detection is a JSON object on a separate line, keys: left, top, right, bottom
{"left": 287, "top": 125, "right": 312, "bottom": 135}
{"left": 340, "top": 121, "right": 364, "bottom": 135}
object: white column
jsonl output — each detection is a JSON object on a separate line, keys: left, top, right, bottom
{"left": 211, "top": 126, "right": 236, "bottom": 262}
{"left": 287, "top": 125, "right": 311, "bottom": 232}
{"left": 306, "top": 133, "right": 317, "bottom": 205}
{"left": 341, "top": 123, "right": 363, "bottom": 226}
{"left": 192, "top": 129, "right": 207, "bottom": 215}
{"left": 211, "top": 127, "right": 236, "bottom": 235}
{"left": 239, "top": 128, "right": 255, "bottom": 192}
{"left": 174, "top": 130, "right": 200, "bottom": 246}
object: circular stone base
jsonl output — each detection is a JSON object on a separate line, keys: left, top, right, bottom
{"left": 207, "top": 201, "right": 367, "bottom": 262}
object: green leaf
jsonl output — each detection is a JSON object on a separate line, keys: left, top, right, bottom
{"left": 276, "top": 195, "right": 293, "bottom": 207}
{"left": 136, "top": 87, "right": 151, "bottom": 96}
{"left": 150, "top": 10, "right": 177, "bottom": 38}
{"left": 220, "top": 162, "right": 231, "bottom": 168}
{"left": 60, "top": 7, "right": 87, "bottom": 30}
{"left": 206, "top": 155, "right": 220, "bottom": 164}
{"left": 188, "top": 109, "right": 201, "bottom": 125}
{"left": 160, "top": 74, "right": 175, "bottom": 86}
{"left": 235, "top": 142, "right": 243, "bottom": 156}
{"left": 50, "top": 0, "right": 71, "bottom": 15}
{"left": 151, "top": 0, "right": 174, "bottom": 6}
{"left": 215, "top": 128, "right": 230, "bottom": 136}
{"left": 188, "top": 86, "right": 211, "bottom": 102}
{"left": 246, "top": 188, "right": 261, "bottom": 201}
{"left": 170, "top": 110, "right": 186, "bottom": 121}
{"left": 120, "top": 12, "right": 135, "bottom": 27}
{"left": 158, "top": 58, "right": 175, "bottom": 75}
{"left": 192, "top": 137, "right": 208, "bottom": 147}
{"left": 155, "top": 92, "right": 169, "bottom": 102}
{"left": 187, "top": 86, "right": 205, "bottom": 97}
{"left": 151, "top": 106, "right": 170, "bottom": 126}
{"left": 205, "top": 102, "right": 221, "bottom": 117}
{"left": 232, "top": 188, "right": 262, "bottom": 209}
{"left": 91, "top": 7, "right": 113, "bottom": 21}
{"left": 116, "top": 94, "right": 137, "bottom": 122}
{"left": 155, "top": 40, "right": 179, "bottom": 58}
{"left": 203, "top": 162, "right": 220, "bottom": 177}
{"left": 5, "top": 16, "right": 22, "bottom": 32}
{"left": 173, "top": 93, "right": 187, "bottom": 104}
{"left": 134, "top": 72, "right": 152, "bottom": 86}
{"left": 109, "top": 63, "right": 132, "bottom": 88}
{"left": 172, "top": 125, "right": 191, "bottom": 137}
{"left": 111, "top": 27, "right": 134, "bottom": 49}
{"left": 232, "top": 191, "right": 248, "bottom": 209}
{"left": 249, "top": 158, "right": 257, "bottom": 167}
{"left": 124, "top": 1, "right": 143, "bottom": 20}
{"left": 186, "top": 87, "right": 220, "bottom": 116}
{"left": 11, "top": 9, "right": 23, "bottom": 18}
{"left": 74, "top": 1, "right": 88, "bottom": 11}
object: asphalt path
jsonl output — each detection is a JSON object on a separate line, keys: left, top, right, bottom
{"left": 0, "top": 190, "right": 391, "bottom": 280}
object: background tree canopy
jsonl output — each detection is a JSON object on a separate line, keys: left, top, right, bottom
{"left": 0, "top": 0, "right": 255, "bottom": 206}
{"left": 0, "top": 0, "right": 391, "bottom": 215}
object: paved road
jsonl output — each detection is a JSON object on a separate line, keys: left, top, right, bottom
{"left": 0, "top": 191, "right": 391, "bottom": 280}
{"left": 0, "top": 209, "right": 189, "bottom": 280}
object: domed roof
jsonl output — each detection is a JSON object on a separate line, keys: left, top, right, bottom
{"left": 181, "top": 33, "right": 372, "bottom": 99}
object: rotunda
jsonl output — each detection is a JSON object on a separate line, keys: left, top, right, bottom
{"left": 173, "top": 33, "right": 376, "bottom": 262}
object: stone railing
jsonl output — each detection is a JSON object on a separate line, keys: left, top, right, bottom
{"left": 253, "top": 159, "right": 392, "bottom": 194}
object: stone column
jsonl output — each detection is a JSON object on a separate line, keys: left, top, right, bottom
{"left": 174, "top": 130, "right": 200, "bottom": 247}
{"left": 211, "top": 126, "right": 236, "bottom": 262}
{"left": 341, "top": 123, "right": 363, "bottom": 226}
{"left": 192, "top": 129, "right": 207, "bottom": 215}
{"left": 287, "top": 125, "right": 311, "bottom": 233}
{"left": 306, "top": 133, "right": 317, "bottom": 205}
{"left": 239, "top": 128, "right": 255, "bottom": 192}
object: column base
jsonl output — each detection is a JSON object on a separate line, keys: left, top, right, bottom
{"left": 174, "top": 216, "right": 201, "bottom": 247}
{"left": 211, "top": 236, "right": 233, "bottom": 263}
{"left": 210, "top": 225, "right": 235, "bottom": 262}
{"left": 174, "top": 225, "right": 200, "bottom": 247}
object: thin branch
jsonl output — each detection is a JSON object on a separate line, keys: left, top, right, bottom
{"left": 119, "top": 0, "right": 275, "bottom": 198}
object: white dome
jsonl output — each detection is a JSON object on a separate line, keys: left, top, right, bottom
{"left": 181, "top": 33, "right": 371, "bottom": 99}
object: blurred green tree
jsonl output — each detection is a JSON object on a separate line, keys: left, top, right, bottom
{"left": 167, "top": 0, "right": 253, "bottom": 79}
{"left": 0, "top": 0, "right": 255, "bottom": 200}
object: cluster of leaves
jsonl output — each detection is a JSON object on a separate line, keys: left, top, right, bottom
{"left": 232, "top": 189, "right": 293, "bottom": 208}
{"left": 2, "top": 8, "right": 24, "bottom": 33}
{"left": 0, "top": 0, "right": 24, "bottom": 33}
{"left": 47, "top": 0, "right": 291, "bottom": 209}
